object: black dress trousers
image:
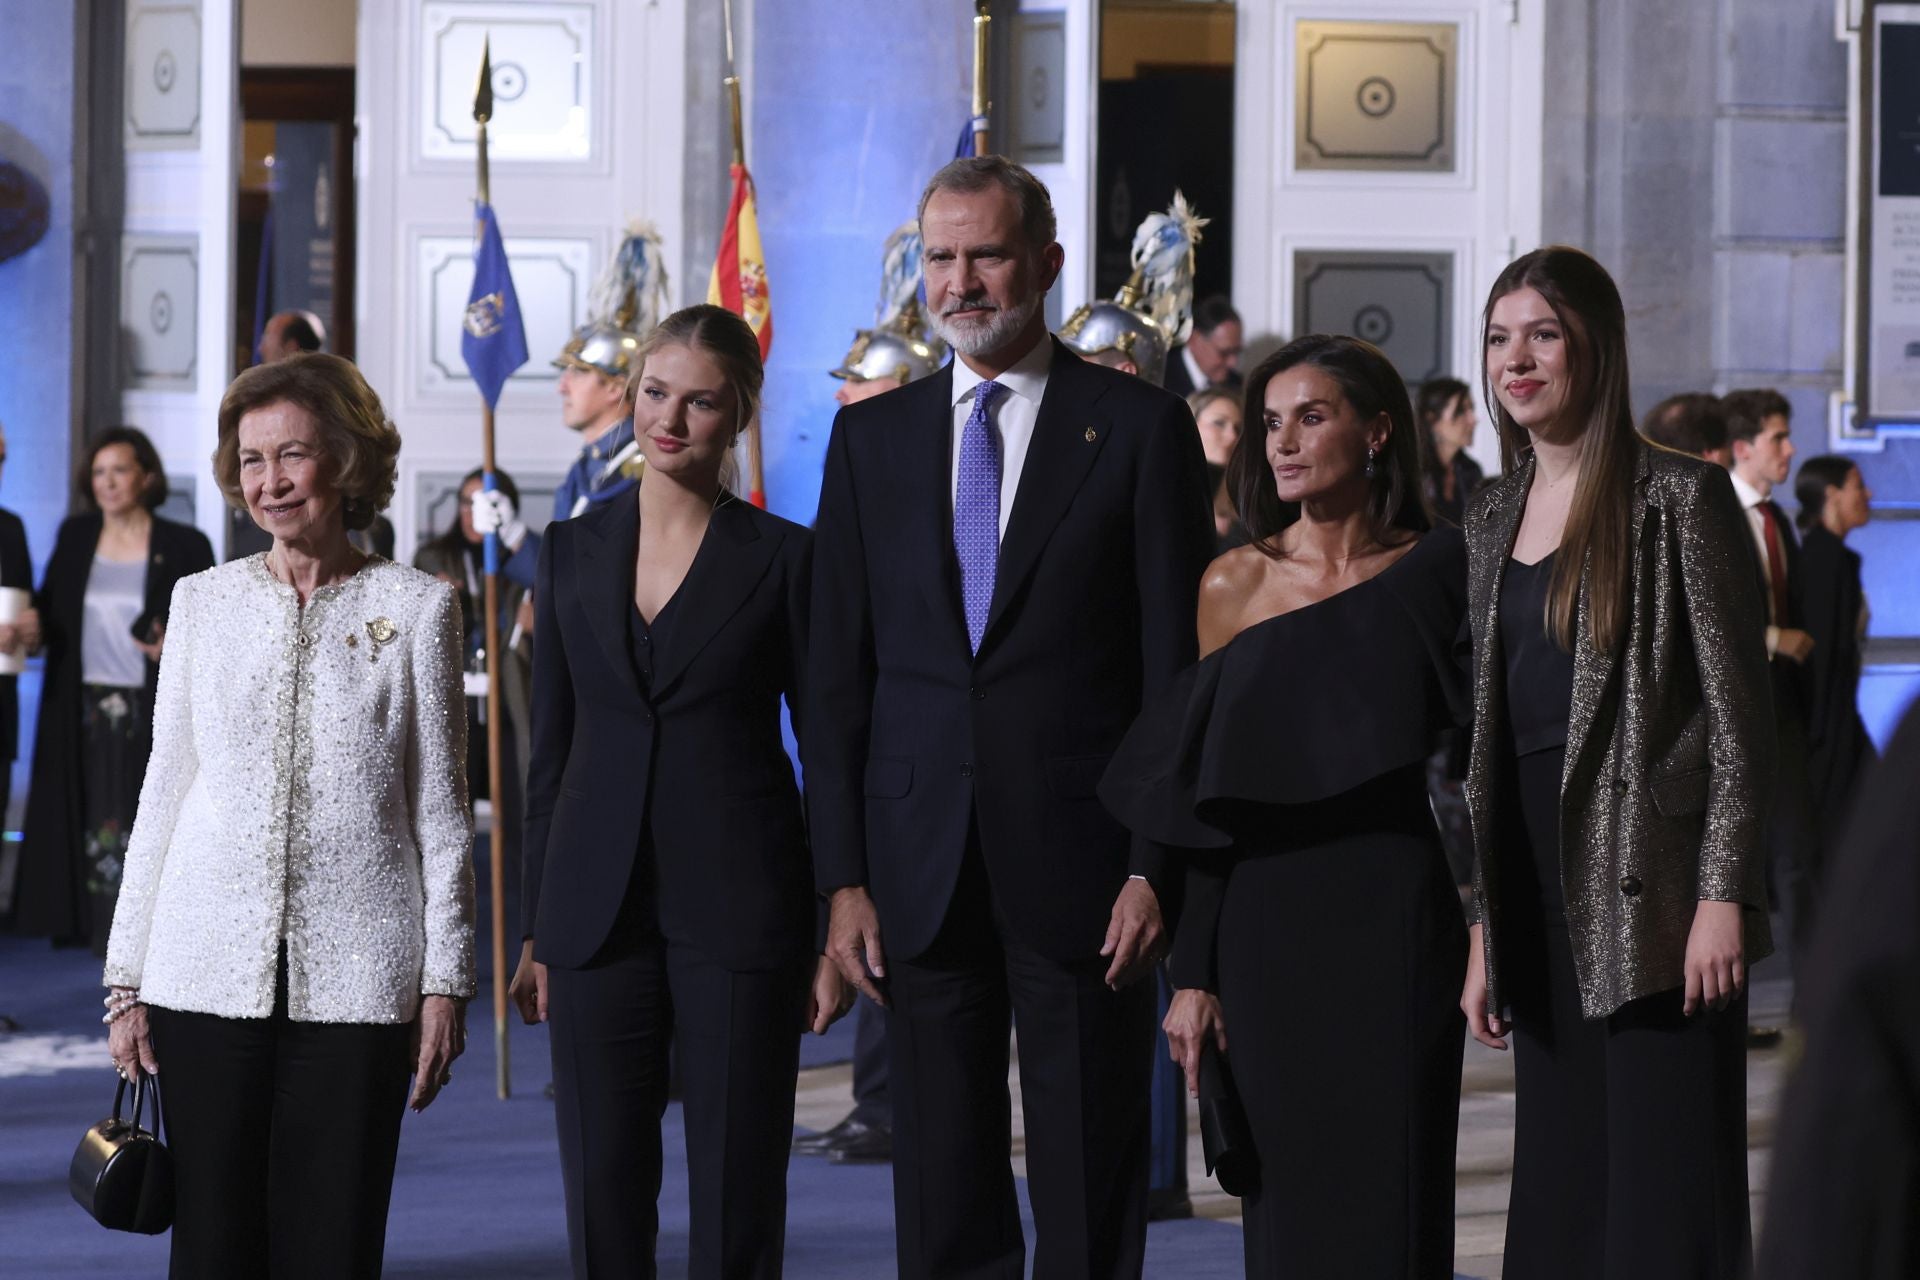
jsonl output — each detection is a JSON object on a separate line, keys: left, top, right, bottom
{"left": 144, "top": 959, "right": 412, "bottom": 1280}
{"left": 544, "top": 869, "right": 812, "bottom": 1280}
{"left": 886, "top": 837, "right": 1154, "bottom": 1280}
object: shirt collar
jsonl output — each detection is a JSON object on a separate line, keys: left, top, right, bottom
{"left": 951, "top": 329, "right": 1053, "bottom": 410}
{"left": 1727, "top": 469, "right": 1767, "bottom": 510}
{"left": 586, "top": 416, "right": 635, "bottom": 462}
{"left": 1182, "top": 344, "right": 1207, "bottom": 391}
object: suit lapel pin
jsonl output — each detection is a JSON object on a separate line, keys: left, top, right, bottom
{"left": 1084, "top": 427, "right": 1098, "bottom": 443}
{"left": 365, "top": 617, "right": 397, "bottom": 663}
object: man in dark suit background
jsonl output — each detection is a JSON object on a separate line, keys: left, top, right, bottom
{"left": 1723, "top": 388, "right": 1820, "bottom": 958}
{"left": 1161, "top": 293, "right": 1244, "bottom": 399}
{"left": 807, "top": 156, "right": 1214, "bottom": 1278}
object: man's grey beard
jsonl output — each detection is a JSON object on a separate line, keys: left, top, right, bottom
{"left": 932, "top": 291, "right": 1044, "bottom": 357}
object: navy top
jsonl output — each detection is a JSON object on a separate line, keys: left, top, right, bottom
{"left": 1499, "top": 552, "right": 1576, "bottom": 757}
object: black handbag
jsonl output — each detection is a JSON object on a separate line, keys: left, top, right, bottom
{"left": 1197, "top": 1041, "right": 1259, "bottom": 1198}
{"left": 70, "top": 1070, "right": 174, "bottom": 1234}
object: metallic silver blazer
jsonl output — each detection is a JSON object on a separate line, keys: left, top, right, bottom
{"left": 1464, "top": 443, "right": 1775, "bottom": 1019}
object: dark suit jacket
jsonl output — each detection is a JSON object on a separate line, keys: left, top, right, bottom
{"left": 1797, "top": 525, "right": 1875, "bottom": 832}
{"left": 16, "top": 513, "right": 214, "bottom": 938}
{"left": 1161, "top": 346, "right": 1242, "bottom": 401}
{"left": 0, "top": 507, "right": 30, "bottom": 761}
{"left": 521, "top": 495, "right": 814, "bottom": 973}
{"left": 1758, "top": 699, "right": 1920, "bottom": 1279}
{"left": 806, "top": 337, "right": 1215, "bottom": 965}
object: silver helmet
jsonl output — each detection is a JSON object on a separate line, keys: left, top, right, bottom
{"left": 1059, "top": 192, "right": 1209, "bottom": 385}
{"left": 831, "top": 221, "right": 948, "bottom": 387}
{"left": 554, "top": 220, "right": 670, "bottom": 380}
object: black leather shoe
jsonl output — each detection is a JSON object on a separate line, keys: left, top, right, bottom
{"left": 1146, "top": 1187, "right": 1193, "bottom": 1221}
{"left": 793, "top": 1111, "right": 867, "bottom": 1156}
{"left": 825, "top": 1117, "right": 893, "bottom": 1164}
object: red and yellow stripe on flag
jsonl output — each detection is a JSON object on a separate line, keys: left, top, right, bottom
{"left": 707, "top": 162, "right": 773, "bottom": 358}
{"left": 707, "top": 161, "right": 772, "bottom": 506}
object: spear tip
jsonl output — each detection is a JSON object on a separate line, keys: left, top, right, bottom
{"left": 473, "top": 34, "right": 494, "bottom": 125}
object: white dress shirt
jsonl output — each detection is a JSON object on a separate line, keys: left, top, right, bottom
{"left": 104, "top": 556, "right": 475, "bottom": 1023}
{"left": 1180, "top": 343, "right": 1208, "bottom": 395}
{"left": 949, "top": 331, "right": 1054, "bottom": 536}
{"left": 1727, "top": 469, "right": 1783, "bottom": 654}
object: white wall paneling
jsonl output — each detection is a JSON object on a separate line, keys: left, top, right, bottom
{"left": 358, "top": 0, "right": 689, "bottom": 556}
{"left": 122, "top": 0, "right": 238, "bottom": 552}
{"left": 1235, "top": 0, "right": 1545, "bottom": 470}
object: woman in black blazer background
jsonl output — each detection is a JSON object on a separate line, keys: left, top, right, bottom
{"left": 15, "top": 426, "right": 214, "bottom": 951}
{"left": 509, "top": 305, "right": 849, "bottom": 1280}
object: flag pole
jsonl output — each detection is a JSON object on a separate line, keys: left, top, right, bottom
{"left": 722, "top": 0, "right": 766, "bottom": 507}
{"left": 473, "top": 36, "right": 512, "bottom": 1102}
{"left": 972, "top": 1, "right": 992, "bottom": 156}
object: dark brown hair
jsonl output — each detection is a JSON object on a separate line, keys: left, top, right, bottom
{"left": 78, "top": 426, "right": 168, "bottom": 511}
{"left": 1481, "top": 245, "right": 1638, "bottom": 653}
{"left": 1227, "top": 334, "right": 1431, "bottom": 553}
{"left": 1415, "top": 376, "right": 1472, "bottom": 493}
{"left": 1793, "top": 455, "right": 1858, "bottom": 532}
{"left": 214, "top": 353, "right": 400, "bottom": 531}
{"left": 1639, "top": 392, "right": 1729, "bottom": 459}
{"left": 1722, "top": 387, "right": 1792, "bottom": 445}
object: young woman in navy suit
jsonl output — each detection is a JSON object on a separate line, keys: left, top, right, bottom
{"left": 510, "top": 305, "right": 850, "bottom": 1279}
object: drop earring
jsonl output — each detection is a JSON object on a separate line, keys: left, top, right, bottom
{"left": 1365, "top": 445, "right": 1377, "bottom": 479}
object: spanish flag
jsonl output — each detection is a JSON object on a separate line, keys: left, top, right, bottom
{"left": 707, "top": 162, "right": 773, "bottom": 359}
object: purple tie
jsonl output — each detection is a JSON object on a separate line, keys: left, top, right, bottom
{"left": 955, "top": 380, "right": 1006, "bottom": 652}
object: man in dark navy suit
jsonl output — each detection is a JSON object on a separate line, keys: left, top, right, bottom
{"left": 807, "top": 156, "right": 1214, "bottom": 1279}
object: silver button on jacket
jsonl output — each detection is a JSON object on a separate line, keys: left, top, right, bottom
{"left": 104, "top": 556, "right": 476, "bottom": 1022}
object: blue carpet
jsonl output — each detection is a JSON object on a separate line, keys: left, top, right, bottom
{"left": 0, "top": 859, "right": 1251, "bottom": 1277}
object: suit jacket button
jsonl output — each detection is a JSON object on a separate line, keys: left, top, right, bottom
{"left": 1612, "top": 777, "right": 1629, "bottom": 797}
{"left": 960, "top": 763, "right": 974, "bottom": 778}
{"left": 1620, "top": 876, "right": 1642, "bottom": 897}
{"left": 970, "top": 686, "right": 984, "bottom": 700}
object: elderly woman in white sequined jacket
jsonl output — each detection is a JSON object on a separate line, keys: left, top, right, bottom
{"left": 103, "top": 354, "right": 475, "bottom": 1280}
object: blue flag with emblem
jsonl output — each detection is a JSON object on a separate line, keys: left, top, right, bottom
{"left": 461, "top": 201, "right": 529, "bottom": 411}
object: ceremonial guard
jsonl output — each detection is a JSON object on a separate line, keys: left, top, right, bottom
{"left": 828, "top": 221, "right": 948, "bottom": 408}
{"left": 797, "top": 221, "right": 948, "bottom": 1168}
{"left": 473, "top": 222, "right": 671, "bottom": 579}
{"left": 1061, "top": 193, "right": 1210, "bottom": 1222}
{"left": 1059, "top": 192, "right": 1207, "bottom": 387}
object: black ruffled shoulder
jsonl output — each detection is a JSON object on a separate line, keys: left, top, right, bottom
{"left": 1098, "top": 527, "right": 1468, "bottom": 848}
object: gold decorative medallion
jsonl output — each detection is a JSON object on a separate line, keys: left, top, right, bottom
{"left": 366, "top": 618, "right": 398, "bottom": 645}
{"left": 1084, "top": 427, "right": 1098, "bottom": 443}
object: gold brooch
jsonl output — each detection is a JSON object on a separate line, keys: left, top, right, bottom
{"left": 366, "top": 618, "right": 398, "bottom": 645}
{"left": 1084, "top": 427, "right": 1098, "bottom": 443}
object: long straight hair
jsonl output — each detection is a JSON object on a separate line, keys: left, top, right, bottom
{"left": 1481, "top": 246, "right": 1638, "bottom": 653}
{"left": 1227, "top": 334, "right": 1431, "bottom": 553}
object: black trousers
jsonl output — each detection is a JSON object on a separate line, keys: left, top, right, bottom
{"left": 145, "top": 973, "right": 412, "bottom": 1279}
{"left": 850, "top": 993, "right": 889, "bottom": 1123}
{"left": 545, "top": 907, "right": 811, "bottom": 1280}
{"left": 887, "top": 843, "right": 1154, "bottom": 1280}
{"left": 1765, "top": 689, "right": 1819, "bottom": 957}
{"left": 1501, "top": 747, "right": 1752, "bottom": 1278}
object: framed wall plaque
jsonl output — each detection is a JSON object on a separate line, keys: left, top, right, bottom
{"left": 1294, "top": 19, "right": 1456, "bottom": 173}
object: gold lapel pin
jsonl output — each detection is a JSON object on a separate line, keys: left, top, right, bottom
{"left": 1084, "top": 427, "right": 1098, "bottom": 443}
{"left": 365, "top": 617, "right": 398, "bottom": 664}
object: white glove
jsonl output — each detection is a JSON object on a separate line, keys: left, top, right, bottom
{"left": 469, "top": 488, "right": 527, "bottom": 553}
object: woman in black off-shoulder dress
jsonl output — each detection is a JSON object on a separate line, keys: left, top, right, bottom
{"left": 1101, "top": 335, "right": 1468, "bottom": 1278}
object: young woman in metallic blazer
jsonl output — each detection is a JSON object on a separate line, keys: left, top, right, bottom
{"left": 509, "top": 305, "right": 849, "bottom": 1280}
{"left": 1458, "top": 246, "right": 1773, "bottom": 1278}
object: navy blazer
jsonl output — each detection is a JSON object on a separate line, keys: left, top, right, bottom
{"left": 805, "top": 337, "right": 1216, "bottom": 965}
{"left": 521, "top": 495, "right": 813, "bottom": 972}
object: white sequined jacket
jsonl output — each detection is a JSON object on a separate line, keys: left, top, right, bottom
{"left": 104, "top": 556, "right": 475, "bottom": 1022}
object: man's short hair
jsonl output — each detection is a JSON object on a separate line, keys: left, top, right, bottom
{"left": 280, "top": 312, "right": 325, "bottom": 353}
{"left": 917, "top": 156, "right": 1057, "bottom": 250}
{"left": 1640, "top": 393, "right": 1729, "bottom": 459}
{"left": 1192, "top": 295, "right": 1240, "bottom": 337}
{"left": 1722, "top": 387, "right": 1792, "bottom": 444}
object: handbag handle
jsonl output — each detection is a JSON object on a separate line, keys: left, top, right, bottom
{"left": 113, "top": 1071, "right": 164, "bottom": 1141}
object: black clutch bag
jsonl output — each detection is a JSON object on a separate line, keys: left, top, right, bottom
{"left": 1197, "top": 1041, "right": 1259, "bottom": 1198}
{"left": 70, "top": 1070, "right": 173, "bottom": 1234}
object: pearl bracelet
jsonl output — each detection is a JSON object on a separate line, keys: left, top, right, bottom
{"left": 102, "top": 990, "right": 141, "bottom": 1025}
